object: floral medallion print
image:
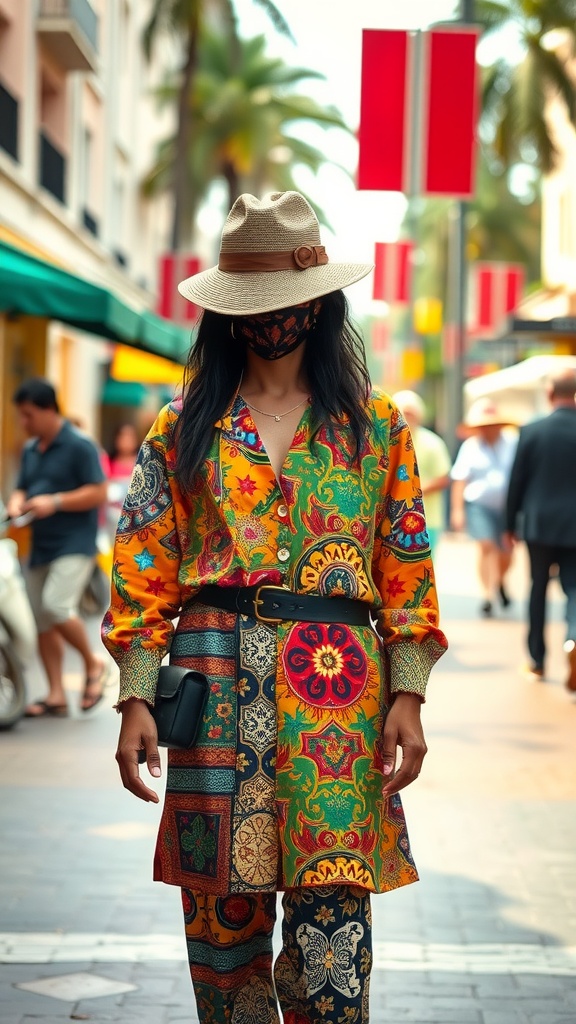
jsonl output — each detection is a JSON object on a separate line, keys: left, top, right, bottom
{"left": 295, "top": 540, "right": 372, "bottom": 601}
{"left": 381, "top": 496, "right": 430, "bottom": 560}
{"left": 233, "top": 811, "right": 278, "bottom": 887}
{"left": 282, "top": 623, "right": 368, "bottom": 709}
{"left": 177, "top": 811, "right": 219, "bottom": 876}
{"left": 301, "top": 723, "right": 369, "bottom": 780}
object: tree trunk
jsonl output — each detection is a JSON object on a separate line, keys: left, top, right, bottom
{"left": 223, "top": 160, "right": 240, "bottom": 211}
{"left": 171, "top": 15, "right": 199, "bottom": 251}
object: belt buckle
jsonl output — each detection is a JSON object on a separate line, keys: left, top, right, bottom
{"left": 253, "top": 585, "right": 287, "bottom": 625}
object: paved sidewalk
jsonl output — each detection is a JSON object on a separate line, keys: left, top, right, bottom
{"left": 0, "top": 533, "right": 575, "bottom": 1023}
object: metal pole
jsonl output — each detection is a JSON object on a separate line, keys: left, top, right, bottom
{"left": 444, "top": 0, "right": 475, "bottom": 456}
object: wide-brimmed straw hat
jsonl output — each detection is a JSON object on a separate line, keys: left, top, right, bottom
{"left": 178, "top": 191, "right": 373, "bottom": 316}
{"left": 463, "top": 398, "right": 516, "bottom": 429}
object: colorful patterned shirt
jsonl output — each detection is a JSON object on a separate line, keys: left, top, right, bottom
{"left": 103, "top": 388, "right": 446, "bottom": 705}
{"left": 102, "top": 388, "right": 447, "bottom": 895}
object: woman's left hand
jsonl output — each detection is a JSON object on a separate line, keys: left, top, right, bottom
{"left": 382, "top": 692, "right": 427, "bottom": 797}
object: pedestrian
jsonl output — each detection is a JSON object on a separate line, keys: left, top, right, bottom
{"left": 102, "top": 191, "right": 448, "bottom": 1024}
{"left": 106, "top": 422, "right": 141, "bottom": 534}
{"left": 506, "top": 369, "right": 576, "bottom": 690}
{"left": 6, "top": 378, "right": 109, "bottom": 715}
{"left": 450, "top": 397, "right": 518, "bottom": 617}
{"left": 107, "top": 422, "right": 140, "bottom": 481}
{"left": 392, "top": 390, "right": 452, "bottom": 557}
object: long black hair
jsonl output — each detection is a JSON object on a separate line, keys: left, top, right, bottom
{"left": 174, "top": 290, "right": 372, "bottom": 493}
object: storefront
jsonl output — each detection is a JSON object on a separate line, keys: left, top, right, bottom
{"left": 0, "top": 241, "right": 188, "bottom": 493}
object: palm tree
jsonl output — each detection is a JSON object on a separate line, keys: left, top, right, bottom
{"left": 143, "top": 31, "right": 351, "bottom": 244}
{"left": 142, "top": 0, "right": 292, "bottom": 250}
{"left": 477, "top": 0, "right": 576, "bottom": 173}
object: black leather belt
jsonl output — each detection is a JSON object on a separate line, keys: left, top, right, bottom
{"left": 195, "top": 584, "right": 372, "bottom": 626}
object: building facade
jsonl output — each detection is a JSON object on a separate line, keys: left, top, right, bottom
{"left": 0, "top": 0, "right": 180, "bottom": 492}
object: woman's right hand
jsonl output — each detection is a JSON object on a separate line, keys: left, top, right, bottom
{"left": 116, "top": 698, "right": 161, "bottom": 803}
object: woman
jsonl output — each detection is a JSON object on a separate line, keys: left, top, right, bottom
{"left": 102, "top": 191, "right": 447, "bottom": 1024}
{"left": 106, "top": 423, "right": 141, "bottom": 534}
{"left": 450, "top": 397, "right": 518, "bottom": 616}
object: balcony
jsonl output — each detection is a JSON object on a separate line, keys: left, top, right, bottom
{"left": 0, "top": 82, "right": 19, "bottom": 161}
{"left": 36, "top": 0, "right": 98, "bottom": 72}
{"left": 39, "top": 131, "right": 66, "bottom": 203}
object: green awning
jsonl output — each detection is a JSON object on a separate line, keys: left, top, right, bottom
{"left": 101, "top": 379, "right": 149, "bottom": 406}
{"left": 0, "top": 241, "right": 191, "bottom": 361}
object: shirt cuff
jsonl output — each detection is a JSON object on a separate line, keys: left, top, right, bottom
{"left": 388, "top": 636, "right": 446, "bottom": 702}
{"left": 114, "top": 647, "right": 164, "bottom": 709}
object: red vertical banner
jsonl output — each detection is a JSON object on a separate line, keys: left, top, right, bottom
{"left": 358, "top": 30, "right": 409, "bottom": 191}
{"left": 371, "top": 319, "right": 390, "bottom": 354}
{"left": 506, "top": 265, "right": 525, "bottom": 314}
{"left": 470, "top": 262, "right": 525, "bottom": 335}
{"left": 181, "top": 257, "right": 200, "bottom": 323}
{"left": 372, "top": 241, "right": 414, "bottom": 304}
{"left": 358, "top": 28, "right": 479, "bottom": 197}
{"left": 157, "top": 255, "right": 176, "bottom": 320}
{"left": 157, "top": 254, "right": 201, "bottom": 323}
{"left": 477, "top": 266, "right": 494, "bottom": 330}
{"left": 423, "top": 29, "right": 479, "bottom": 197}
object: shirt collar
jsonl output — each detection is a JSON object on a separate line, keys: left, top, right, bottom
{"left": 32, "top": 420, "right": 70, "bottom": 451}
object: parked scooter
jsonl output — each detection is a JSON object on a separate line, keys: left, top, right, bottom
{"left": 0, "top": 512, "right": 37, "bottom": 729}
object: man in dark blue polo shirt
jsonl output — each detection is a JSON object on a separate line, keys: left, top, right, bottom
{"left": 6, "top": 379, "right": 109, "bottom": 716}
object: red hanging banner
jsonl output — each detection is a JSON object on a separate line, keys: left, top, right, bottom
{"left": 424, "top": 29, "right": 479, "bottom": 197}
{"left": 470, "top": 262, "right": 525, "bottom": 335}
{"left": 372, "top": 241, "right": 414, "bottom": 304}
{"left": 358, "top": 28, "right": 479, "bottom": 198}
{"left": 358, "top": 30, "right": 409, "bottom": 191}
{"left": 157, "top": 254, "right": 200, "bottom": 324}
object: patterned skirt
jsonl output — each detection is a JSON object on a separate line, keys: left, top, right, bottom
{"left": 153, "top": 602, "right": 418, "bottom": 895}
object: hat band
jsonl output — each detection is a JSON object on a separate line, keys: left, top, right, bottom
{"left": 219, "top": 245, "right": 329, "bottom": 273}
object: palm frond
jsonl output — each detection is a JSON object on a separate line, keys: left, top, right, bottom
{"left": 473, "top": 0, "right": 514, "bottom": 34}
{"left": 252, "top": 0, "right": 295, "bottom": 41}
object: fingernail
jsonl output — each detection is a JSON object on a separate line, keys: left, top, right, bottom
{"left": 151, "top": 767, "right": 161, "bottom": 777}
{"left": 383, "top": 765, "right": 393, "bottom": 775}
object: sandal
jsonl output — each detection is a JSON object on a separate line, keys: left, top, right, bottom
{"left": 25, "top": 700, "right": 68, "bottom": 718}
{"left": 81, "top": 660, "right": 110, "bottom": 712}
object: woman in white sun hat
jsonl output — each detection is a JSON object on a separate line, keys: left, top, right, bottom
{"left": 450, "top": 397, "right": 519, "bottom": 616}
{"left": 102, "top": 191, "right": 447, "bottom": 1024}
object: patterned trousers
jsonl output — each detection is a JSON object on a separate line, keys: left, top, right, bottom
{"left": 181, "top": 884, "right": 372, "bottom": 1024}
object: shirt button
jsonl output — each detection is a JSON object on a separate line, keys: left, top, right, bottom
{"left": 277, "top": 504, "right": 288, "bottom": 518}
{"left": 277, "top": 546, "right": 290, "bottom": 562}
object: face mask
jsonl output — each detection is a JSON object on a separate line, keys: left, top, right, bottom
{"left": 235, "top": 301, "right": 316, "bottom": 360}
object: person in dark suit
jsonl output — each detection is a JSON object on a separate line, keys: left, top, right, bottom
{"left": 506, "top": 369, "right": 576, "bottom": 691}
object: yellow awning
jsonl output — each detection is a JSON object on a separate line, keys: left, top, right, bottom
{"left": 110, "top": 344, "right": 185, "bottom": 385}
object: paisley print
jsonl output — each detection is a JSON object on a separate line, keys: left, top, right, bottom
{"left": 117, "top": 441, "right": 173, "bottom": 535}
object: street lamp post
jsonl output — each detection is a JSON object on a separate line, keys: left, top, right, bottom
{"left": 445, "top": 0, "right": 476, "bottom": 455}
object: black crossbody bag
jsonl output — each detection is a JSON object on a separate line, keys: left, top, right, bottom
{"left": 138, "top": 666, "right": 209, "bottom": 762}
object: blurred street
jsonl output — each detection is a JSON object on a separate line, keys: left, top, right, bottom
{"left": 1, "top": 532, "right": 575, "bottom": 1024}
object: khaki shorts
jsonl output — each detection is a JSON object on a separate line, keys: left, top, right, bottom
{"left": 26, "top": 555, "right": 95, "bottom": 632}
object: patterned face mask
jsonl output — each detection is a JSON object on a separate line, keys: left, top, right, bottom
{"left": 235, "top": 301, "right": 317, "bottom": 360}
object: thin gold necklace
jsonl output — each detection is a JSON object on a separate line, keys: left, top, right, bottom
{"left": 244, "top": 396, "right": 309, "bottom": 422}
{"left": 238, "top": 373, "right": 310, "bottom": 422}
